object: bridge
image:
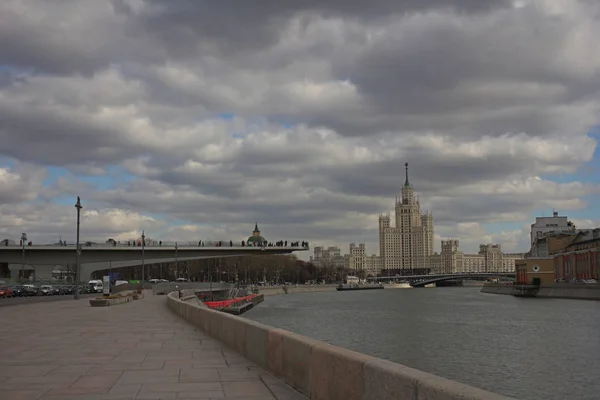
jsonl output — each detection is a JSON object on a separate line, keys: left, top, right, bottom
{"left": 368, "top": 273, "right": 516, "bottom": 288}
{"left": 0, "top": 242, "right": 308, "bottom": 280}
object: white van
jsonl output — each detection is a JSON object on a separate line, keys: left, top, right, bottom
{"left": 88, "top": 280, "right": 103, "bottom": 293}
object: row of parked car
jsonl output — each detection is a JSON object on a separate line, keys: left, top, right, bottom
{"left": 0, "top": 284, "right": 100, "bottom": 298}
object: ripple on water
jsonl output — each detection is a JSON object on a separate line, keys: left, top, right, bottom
{"left": 245, "top": 287, "right": 600, "bottom": 400}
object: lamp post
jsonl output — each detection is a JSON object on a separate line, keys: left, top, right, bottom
{"left": 20, "top": 232, "right": 27, "bottom": 281}
{"left": 141, "top": 231, "right": 145, "bottom": 283}
{"left": 73, "top": 197, "right": 82, "bottom": 300}
{"left": 175, "top": 242, "right": 178, "bottom": 281}
{"left": 209, "top": 259, "right": 213, "bottom": 301}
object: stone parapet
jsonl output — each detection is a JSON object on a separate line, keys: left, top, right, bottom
{"left": 166, "top": 291, "right": 515, "bottom": 400}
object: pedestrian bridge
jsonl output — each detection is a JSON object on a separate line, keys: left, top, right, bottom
{"left": 0, "top": 243, "right": 308, "bottom": 280}
{"left": 0, "top": 243, "right": 307, "bottom": 265}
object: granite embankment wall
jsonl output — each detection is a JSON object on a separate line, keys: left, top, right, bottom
{"left": 258, "top": 284, "right": 337, "bottom": 296}
{"left": 166, "top": 291, "right": 514, "bottom": 400}
{"left": 481, "top": 283, "right": 600, "bottom": 300}
{"left": 537, "top": 284, "right": 600, "bottom": 300}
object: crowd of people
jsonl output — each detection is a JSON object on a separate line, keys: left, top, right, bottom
{"left": 3, "top": 238, "right": 310, "bottom": 249}
{"left": 120, "top": 239, "right": 310, "bottom": 248}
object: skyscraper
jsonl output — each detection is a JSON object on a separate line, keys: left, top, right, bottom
{"left": 378, "top": 163, "right": 434, "bottom": 273}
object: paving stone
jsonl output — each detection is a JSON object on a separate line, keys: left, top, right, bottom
{"left": 49, "top": 364, "right": 95, "bottom": 375}
{"left": 45, "top": 387, "right": 111, "bottom": 396}
{"left": 71, "top": 373, "right": 122, "bottom": 388}
{"left": 109, "top": 384, "right": 142, "bottom": 396}
{"left": 0, "top": 365, "right": 58, "bottom": 377}
{"left": 178, "top": 368, "right": 220, "bottom": 382}
{"left": 117, "top": 369, "right": 181, "bottom": 384}
{"left": 0, "top": 389, "right": 49, "bottom": 400}
{"left": 221, "top": 381, "right": 273, "bottom": 397}
{"left": 1, "top": 294, "right": 307, "bottom": 400}
{"left": 176, "top": 393, "right": 225, "bottom": 399}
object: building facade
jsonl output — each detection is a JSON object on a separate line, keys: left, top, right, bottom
{"left": 516, "top": 257, "right": 556, "bottom": 285}
{"left": 309, "top": 246, "right": 344, "bottom": 268}
{"left": 379, "top": 163, "right": 434, "bottom": 274}
{"left": 530, "top": 211, "right": 575, "bottom": 246}
{"left": 553, "top": 229, "right": 600, "bottom": 282}
{"left": 344, "top": 243, "right": 383, "bottom": 277}
{"left": 430, "top": 240, "right": 523, "bottom": 273}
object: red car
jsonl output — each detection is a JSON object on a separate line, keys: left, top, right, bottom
{"left": 0, "top": 287, "right": 13, "bottom": 298}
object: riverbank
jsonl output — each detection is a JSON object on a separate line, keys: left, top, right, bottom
{"left": 481, "top": 283, "right": 600, "bottom": 300}
{"left": 257, "top": 284, "right": 337, "bottom": 296}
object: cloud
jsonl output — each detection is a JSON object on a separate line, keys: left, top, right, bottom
{"left": 0, "top": 0, "right": 599, "bottom": 259}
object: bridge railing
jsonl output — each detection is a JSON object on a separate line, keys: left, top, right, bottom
{"left": 1, "top": 241, "right": 309, "bottom": 249}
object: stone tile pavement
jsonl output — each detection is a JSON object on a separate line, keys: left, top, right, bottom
{"left": 0, "top": 292, "right": 308, "bottom": 400}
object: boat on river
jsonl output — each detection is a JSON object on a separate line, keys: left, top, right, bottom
{"left": 336, "top": 284, "right": 384, "bottom": 291}
{"left": 383, "top": 282, "right": 411, "bottom": 289}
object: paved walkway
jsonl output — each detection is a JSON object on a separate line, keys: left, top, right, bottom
{"left": 0, "top": 293, "right": 308, "bottom": 400}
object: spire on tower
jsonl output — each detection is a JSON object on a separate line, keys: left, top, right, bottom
{"left": 404, "top": 162, "right": 410, "bottom": 187}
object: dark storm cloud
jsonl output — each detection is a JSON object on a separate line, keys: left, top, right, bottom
{"left": 135, "top": 0, "right": 512, "bottom": 55}
{"left": 0, "top": 0, "right": 166, "bottom": 75}
{"left": 324, "top": 154, "right": 533, "bottom": 198}
{"left": 0, "top": 101, "right": 145, "bottom": 166}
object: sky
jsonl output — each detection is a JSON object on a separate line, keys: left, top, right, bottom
{"left": 0, "top": 0, "right": 599, "bottom": 259}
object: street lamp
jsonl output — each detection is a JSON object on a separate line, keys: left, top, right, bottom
{"left": 20, "top": 232, "right": 27, "bottom": 281}
{"left": 175, "top": 242, "right": 178, "bottom": 280}
{"left": 209, "top": 259, "right": 213, "bottom": 301}
{"left": 141, "top": 231, "right": 146, "bottom": 283}
{"left": 73, "top": 197, "right": 82, "bottom": 300}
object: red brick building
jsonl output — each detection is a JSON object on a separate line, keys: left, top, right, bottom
{"left": 553, "top": 229, "right": 600, "bottom": 281}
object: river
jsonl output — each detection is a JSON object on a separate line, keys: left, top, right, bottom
{"left": 244, "top": 287, "right": 600, "bottom": 400}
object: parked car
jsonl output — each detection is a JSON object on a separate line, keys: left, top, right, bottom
{"left": 88, "top": 280, "right": 103, "bottom": 293}
{"left": 10, "top": 285, "right": 28, "bottom": 297}
{"left": 0, "top": 286, "right": 13, "bottom": 298}
{"left": 40, "top": 285, "right": 55, "bottom": 296}
{"left": 23, "top": 284, "right": 40, "bottom": 296}
{"left": 58, "top": 285, "right": 74, "bottom": 295}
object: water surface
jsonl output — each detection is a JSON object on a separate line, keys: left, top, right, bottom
{"left": 245, "top": 287, "right": 600, "bottom": 400}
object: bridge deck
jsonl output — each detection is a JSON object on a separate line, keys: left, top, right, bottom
{"left": 0, "top": 294, "right": 306, "bottom": 399}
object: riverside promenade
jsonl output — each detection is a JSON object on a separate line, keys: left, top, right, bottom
{"left": 0, "top": 294, "right": 307, "bottom": 400}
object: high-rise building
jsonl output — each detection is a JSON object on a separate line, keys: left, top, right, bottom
{"left": 378, "top": 163, "right": 434, "bottom": 273}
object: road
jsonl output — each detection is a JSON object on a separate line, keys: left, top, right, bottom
{"left": 0, "top": 293, "right": 98, "bottom": 307}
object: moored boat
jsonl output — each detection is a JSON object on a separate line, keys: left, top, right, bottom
{"left": 336, "top": 284, "right": 384, "bottom": 291}
{"left": 383, "top": 282, "right": 411, "bottom": 289}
